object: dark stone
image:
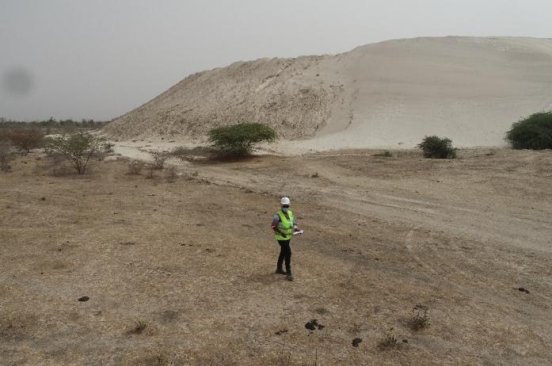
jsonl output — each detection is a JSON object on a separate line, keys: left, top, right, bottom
{"left": 352, "top": 338, "right": 362, "bottom": 347}
{"left": 305, "top": 321, "right": 316, "bottom": 331}
{"left": 78, "top": 296, "right": 89, "bottom": 302}
{"left": 305, "top": 319, "right": 325, "bottom": 331}
{"left": 518, "top": 287, "right": 530, "bottom": 294}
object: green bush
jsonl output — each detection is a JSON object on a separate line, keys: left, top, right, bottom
{"left": 208, "top": 123, "right": 276, "bottom": 157}
{"left": 44, "top": 132, "right": 106, "bottom": 174}
{"left": 506, "top": 112, "right": 552, "bottom": 150}
{"left": 418, "top": 136, "right": 457, "bottom": 159}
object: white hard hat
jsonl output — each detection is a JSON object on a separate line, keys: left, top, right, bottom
{"left": 280, "top": 197, "right": 290, "bottom": 205}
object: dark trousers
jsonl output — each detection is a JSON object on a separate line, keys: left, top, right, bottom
{"left": 277, "top": 240, "right": 292, "bottom": 274}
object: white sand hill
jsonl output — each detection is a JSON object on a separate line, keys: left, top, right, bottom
{"left": 105, "top": 37, "right": 552, "bottom": 150}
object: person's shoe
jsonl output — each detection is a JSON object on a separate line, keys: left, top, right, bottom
{"left": 286, "top": 274, "right": 294, "bottom": 281}
{"left": 275, "top": 269, "right": 286, "bottom": 275}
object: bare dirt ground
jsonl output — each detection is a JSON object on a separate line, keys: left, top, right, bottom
{"left": 1, "top": 148, "right": 552, "bottom": 365}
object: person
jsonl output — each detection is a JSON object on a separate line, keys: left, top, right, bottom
{"left": 271, "top": 196, "right": 300, "bottom": 281}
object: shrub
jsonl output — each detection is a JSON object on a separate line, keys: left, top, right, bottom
{"left": 165, "top": 166, "right": 177, "bottom": 183}
{"left": 418, "top": 136, "right": 457, "bottom": 159}
{"left": 129, "top": 320, "right": 147, "bottom": 334}
{"left": 506, "top": 112, "right": 552, "bottom": 150}
{"left": 103, "top": 142, "right": 115, "bottom": 154}
{"left": 44, "top": 132, "right": 105, "bottom": 175}
{"left": 170, "top": 146, "right": 214, "bottom": 162}
{"left": 208, "top": 122, "right": 276, "bottom": 157}
{"left": 378, "top": 328, "right": 399, "bottom": 350}
{"left": 145, "top": 165, "right": 155, "bottom": 179}
{"left": 127, "top": 160, "right": 145, "bottom": 175}
{"left": 150, "top": 151, "right": 168, "bottom": 169}
{"left": 6, "top": 128, "right": 44, "bottom": 154}
{"left": 0, "top": 140, "right": 14, "bottom": 172}
{"left": 374, "top": 150, "right": 392, "bottom": 158}
{"left": 408, "top": 304, "right": 430, "bottom": 331}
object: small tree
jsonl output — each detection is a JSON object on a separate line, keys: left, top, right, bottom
{"left": 506, "top": 112, "right": 552, "bottom": 150}
{"left": 7, "top": 128, "right": 44, "bottom": 154}
{"left": 208, "top": 123, "right": 276, "bottom": 157}
{"left": 45, "top": 133, "right": 105, "bottom": 174}
{"left": 418, "top": 136, "right": 457, "bottom": 159}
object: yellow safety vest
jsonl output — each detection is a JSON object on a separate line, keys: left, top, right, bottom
{"left": 275, "top": 210, "right": 294, "bottom": 241}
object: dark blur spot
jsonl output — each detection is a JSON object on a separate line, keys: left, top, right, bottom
{"left": 2, "top": 67, "right": 34, "bottom": 96}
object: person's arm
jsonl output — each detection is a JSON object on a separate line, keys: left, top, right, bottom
{"left": 271, "top": 215, "right": 286, "bottom": 235}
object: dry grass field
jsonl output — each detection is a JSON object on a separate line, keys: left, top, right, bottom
{"left": 1, "top": 148, "right": 552, "bottom": 365}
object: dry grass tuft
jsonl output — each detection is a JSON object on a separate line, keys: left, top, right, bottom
{"left": 378, "top": 328, "right": 399, "bottom": 350}
{"left": 408, "top": 304, "right": 430, "bottom": 331}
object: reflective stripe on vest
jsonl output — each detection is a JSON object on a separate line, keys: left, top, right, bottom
{"left": 275, "top": 210, "right": 294, "bottom": 241}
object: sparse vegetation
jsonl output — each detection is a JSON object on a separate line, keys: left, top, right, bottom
{"left": 0, "top": 117, "right": 108, "bottom": 135}
{"left": 170, "top": 146, "right": 214, "bottom": 162}
{"left": 0, "top": 140, "right": 14, "bottom": 172}
{"left": 127, "top": 160, "right": 145, "bottom": 175}
{"left": 103, "top": 142, "right": 115, "bottom": 154}
{"left": 44, "top": 132, "right": 106, "bottom": 175}
{"left": 418, "top": 136, "right": 457, "bottom": 159}
{"left": 130, "top": 320, "right": 147, "bottom": 334}
{"left": 378, "top": 328, "right": 399, "bottom": 350}
{"left": 2, "top": 149, "right": 552, "bottom": 365}
{"left": 151, "top": 151, "right": 168, "bottom": 169}
{"left": 165, "top": 166, "right": 177, "bottom": 183}
{"left": 374, "top": 150, "right": 392, "bottom": 158}
{"left": 4, "top": 128, "right": 44, "bottom": 154}
{"left": 145, "top": 165, "right": 156, "bottom": 179}
{"left": 409, "top": 304, "right": 430, "bottom": 331}
{"left": 208, "top": 122, "right": 276, "bottom": 157}
{"left": 506, "top": 112, "right": 552, "bottom": 150}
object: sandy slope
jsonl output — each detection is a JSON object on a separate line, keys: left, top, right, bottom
{"left": 105, "top": 37, "right": 552, "bottom": 150}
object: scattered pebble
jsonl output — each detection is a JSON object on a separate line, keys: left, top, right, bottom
{"left": 275, "top": 329, "right": 288, "bottom": 336}
{"left": 40, "top": 197, "right": 46, "bottom": 201}
{"left": 352, "top": 338, "right": 362, "bottom": 347}
{"left": 78, "top": 296, "right": 90, "bottom": 302}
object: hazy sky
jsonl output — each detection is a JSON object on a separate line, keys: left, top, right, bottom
{"left": 1, "top": 0, "right": 551, "bottom": 121}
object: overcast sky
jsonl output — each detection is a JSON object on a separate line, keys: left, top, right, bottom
{"left": 1, "top": 0, "right": 551, "bottom": 121}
